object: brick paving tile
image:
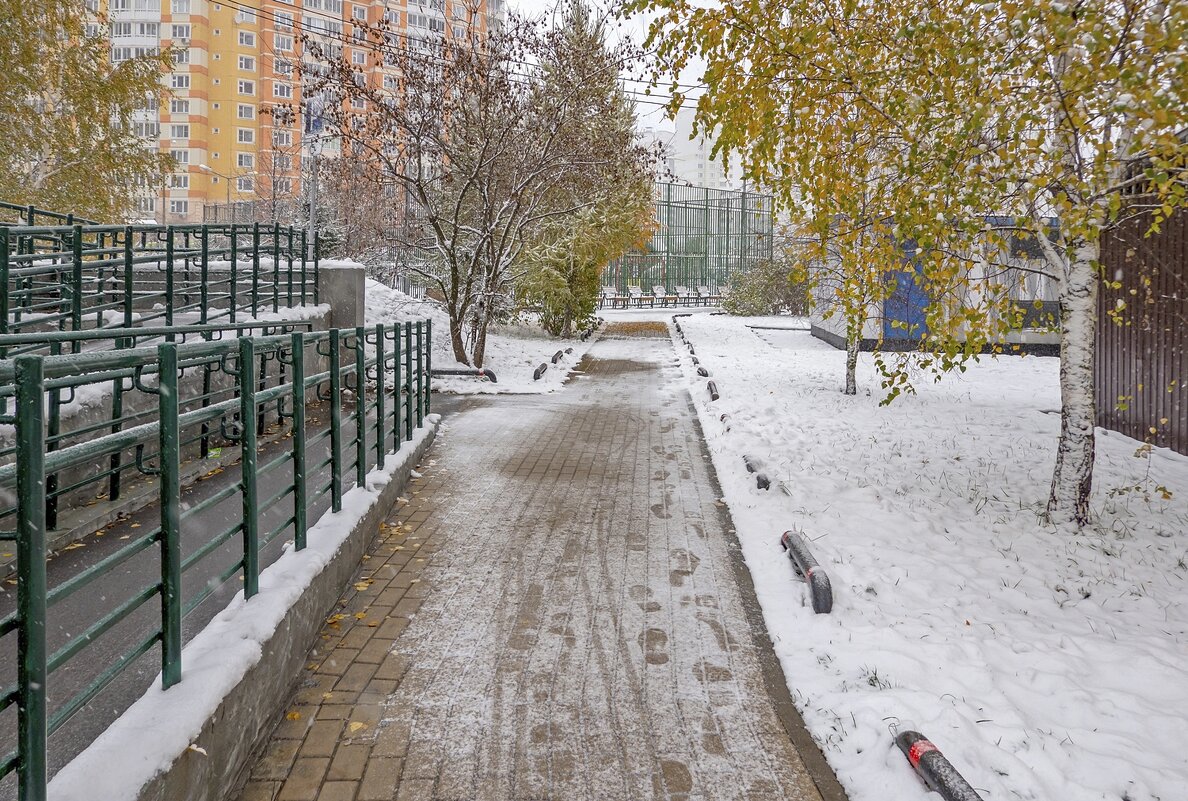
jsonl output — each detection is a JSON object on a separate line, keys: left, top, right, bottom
{"left": 234, "top": 337, "right": 844, "bottom": 801}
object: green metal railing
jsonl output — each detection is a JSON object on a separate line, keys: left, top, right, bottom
{"left": 0, "top": 319, "right": 432, "bottom": 801}
{"left": 0, "top": 202, "right": 99, "bottom": 228}
{"left": 604, "top": 182, "right": 775, "bottom": 292}
{"left": 0, "top": 220, "right": 319, "bottom": 356}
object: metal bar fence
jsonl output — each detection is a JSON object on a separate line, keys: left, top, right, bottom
{"left": 603, "top": 181, "right": 775, "bottom": 295}
{"left": 0, "top": 319, "right": 431, "bottom": 801}
{"left": 0, "top": 222, "right": 319, "bottom": 356}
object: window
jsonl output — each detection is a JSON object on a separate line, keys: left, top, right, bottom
{"left": 172, "top": 49, "right": 190, "bottom": 65}
{"left": 171, "top": 74, "right": 190, "bottom": 89}
{"left": 352, "top": 5, "right": 366, "bottom": 20}
{"left": 169, "top": 149, "right": 190, "bottom": 164}
{"left": 170, "top": 123, "right": 190, "bottom": 139}
{"left": 169, "top": 174, "right": 190, "bottom": 189}
{"left": 237, "top": 153, "right": 255, "bottom": 169}
{"left": 110, "top": 0, "right": 128, "bottom": 10}
{"left": 383, "top": 74, "right": 398, "bottom": 91}
{"left": 352, "top": 50, "right": 365, "bottom": 65}
{"left": 238, "top": 56, "right": 255, "bottom": 71}
{"left": 273, "top": 130, "right": 292, "bottom": 147}
{"left": 452, "top": 25, "right": 465, "bottom": 39}
{"left": 136, "top": 197, "right": 155, "bottom": 214}
{"left": 274, "top": 58, "right": 293, "bottom": 76}
{"left": 85, "top": 0, "right": 100, "bottom": 11}
{"left": 171, "top": 24, "right": 191, "bottom": 39}
{"left": 273, "top": 153, "right": 293, "bottom": 171}
{"left": 238, "top": 80, "right": 255, "bottom": 95}
{"left": 170, "top": 99, "right": 190, "bottom": 114}
{"left": 133, "top": 120, "right": 160, "bottom": 138}
{"left": 234, "top": 8, "right": 257, "bottom": 23}
{"left": 304, "top": 0, "right": 343, "bottom": 12}
{"left": 171, "top": 0, "right": 190, "bottom": 13}
{"left": 237, "top": 104, "right": 255, "bottom": 120}
{"left": 274, "top": 12, "right": 294, "bottom": 30}
{"left": 273, "top": 82, "right": 293, "bottom": 99}
{"left": 111, "top": 47, "right": 133, "bottom": 62}
{"left": 169, "top": 200, "right": 189, "bottom": 214}
{"left": 274, "top": 34, "right": 294, "bottom": 51}
{"left": 237, "top": 128, "right": 255, "bottom": 144}
{"left": 274, "top": 178, "right": 292, "bottom": 195}
{"left": 111, "top": 22, "right": 132, "bottom": 37}
{"left": 352, "top": 97, "right": 366, "bottom": 110}
{"left": 384, "top": 10, "right": 400, "bottom": 25}
{"left": 237, "top": 176, "right": 254, "bottom": 192}
{"left": 238, "top": 31, "right": 256, "bottom": 47}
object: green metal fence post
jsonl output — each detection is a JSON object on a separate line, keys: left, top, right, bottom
{"left": 157, "top": 343, "right": 182, "bottom": 688}
{"left": 374, "top": 324, "right": 385, "bottom": 464}
{"left": 285, "top": 226, "right": 294, "bottom": 308}
{"left": 392, "top": 325, "right": 402, "bottom": 448}
{"left": 16, "top": 354, "right": 48, "bottom": 801}
{"left": 164, "top": 226, "right": 175, "bottom": 334}
{"left": 291, "top": 333, "right": 308, "bottom": 549}
{"left": 230, "top": 226, "right": 239, "bottom": 323}
{"left": 44, "top": 342, "right": 61, "bottom": 531}
{"left": 354, "top": 327, "right": 367, "bottom": 483}
{"left": 123, "top": 226, "right": 135, "bottom": 328}
{"left": 70, "top": 224, "right": 83, "bottom": 343}
{"left": 199, "top": 227, "right": 210, "bottom": 325}
{"left": 239, "top": 336, "right": 260, "bottom": 598}
{"left": 272, "top": 222, "right": 281, "bottom": 313}
{"left": 1, "top": 229, "right": 9, "bottom": 362}
{"left": 299, "top": 230, "right": 308, "bottom": 306}
{"left": 403, "top": 323, "right": 413, "bottom": 441}
{"left": 251, "top": 223, "right": 261, "bottom": 317}
{"left": 329, "top": 328, "right": 343, "bottom": 513}
{"left": 425, "top": 321, "right": 432, "bottom": 417}
{"left": 415, "top": 322, "right": 424, "bottom": 426}
{"left": 109, "top": 335, "right": 126, "bottom": 501}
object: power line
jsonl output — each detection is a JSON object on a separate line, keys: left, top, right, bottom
{"left": 213, "top": 0, "right": 700, "bottom": 109}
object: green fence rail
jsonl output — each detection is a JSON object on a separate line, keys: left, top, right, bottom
{"left": 0, "top": 319, "right": 432, "bottom": 801}
{"left": 0, "top": 220, "right": 319, "bottom": 357}
{"left": 0, "top": 203, "right": 99, "bottom": 228}
{"left": 604, "top": 182, "right": 775, "bottom": 292}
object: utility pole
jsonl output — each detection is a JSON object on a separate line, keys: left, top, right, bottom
{"left": 305, "top": 97, "right": 324, "bottom": 261}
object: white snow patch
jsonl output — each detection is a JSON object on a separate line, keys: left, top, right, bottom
{"left": 363, "top": 278, "right": 596, "bottom": 394}
{"left": 675, "top": 314, "right": 1188, "bottom": 801}
{"left": 47, "top": 418, "right": 440, "bottom": 801}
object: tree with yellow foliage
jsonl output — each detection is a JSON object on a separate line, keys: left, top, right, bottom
{"left": 0, "top": 0, "right": 173, "bottom": 221}
{"left": 630, "top": 0, "right": 1187, "bottom": 525}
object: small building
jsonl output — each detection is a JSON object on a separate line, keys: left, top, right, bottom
{"left": 809, "top": 218, "right": 1061, "bottom": 355}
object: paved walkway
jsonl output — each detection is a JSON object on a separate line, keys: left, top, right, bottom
{"left": 236, "top": 334, "right": 842, "bottom": 801}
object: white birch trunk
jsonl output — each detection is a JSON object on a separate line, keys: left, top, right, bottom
{"left": 1047, "top": 241, "right": 1099, "bottom": 525}
{"left": 844, "top": 325, "right": 859, "bottom": 396}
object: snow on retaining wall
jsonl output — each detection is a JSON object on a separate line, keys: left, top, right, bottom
{"left": 48, "top": 416, "right": 440, "bottom": 801}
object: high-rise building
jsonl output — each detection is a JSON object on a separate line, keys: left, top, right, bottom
{"left": 102, "top": 0, "right": 499, "bottom": 224}
{"left": 641, "top": 107, "right": 743, "bottom": 192}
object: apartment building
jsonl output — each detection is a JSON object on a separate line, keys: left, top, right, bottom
{"left": 102, "top": 0, "right": 499, "bottom": 224}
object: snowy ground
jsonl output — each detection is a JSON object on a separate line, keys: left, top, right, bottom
{"left": 674, "top": 314, "right": 1188, "bottom": 801}
{"left": 364, "top": 278, "right": 596, "bottom": 394}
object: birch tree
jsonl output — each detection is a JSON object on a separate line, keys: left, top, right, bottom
{"left": 0, "top": 0, "right": 172, "bottom": 221}
{"left": 631, "top": 0, "right": 1188, "bottom": 525}
{"left": 300, "top": 12, "right": 646, "bottom": 366}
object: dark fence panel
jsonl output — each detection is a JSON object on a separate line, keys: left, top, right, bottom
{"left": 1097, "top": 209, "right": 1188, "bottom": 454}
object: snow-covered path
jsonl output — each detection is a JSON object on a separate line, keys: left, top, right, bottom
{"left": 235, "top": 332, "right": 844, "bottom": 801}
